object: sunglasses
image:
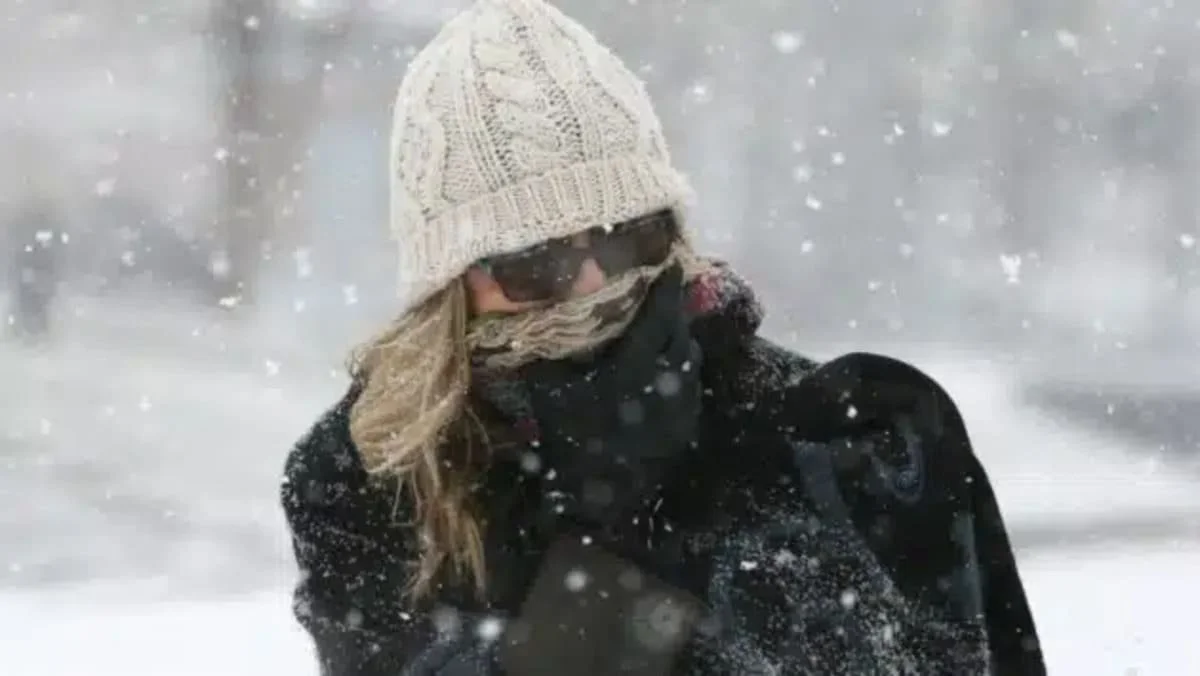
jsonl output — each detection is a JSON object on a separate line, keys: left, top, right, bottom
{"left": 475, "top": 210, "right": 677, "bottom": 303}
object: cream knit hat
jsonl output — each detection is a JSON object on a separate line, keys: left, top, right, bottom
{"left": 389, "top": 0, "right": 694, "bottom": 309}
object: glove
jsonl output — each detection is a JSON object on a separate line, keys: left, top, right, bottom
{"left": 518, "top": 264, "right": 703, "bottom": 528}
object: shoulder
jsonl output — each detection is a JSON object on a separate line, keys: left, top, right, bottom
{"left": 785, "top": 351, "right": 980, "bottom": 506}
{"left": 720, "top": 337, "right": 964, "bottom": 426}
{"left": 747, "top": 346, "right": 968, "bottom": 438}
{"left": 795, "top": 351, "right": 969, "bottom": 441}
{"left": 731, "top": 345, "right": 977, "bottom": 484}
{"left": 745, "top": 336, "right": 822, "bottom": 384}
{"left": 803, "top": 351, "right": 955, "bottom": 397}
{"left": 282, "top": 383, "right": 382, "bottom": 522}
{"left": 715, "top": 334, "right": 821, "bottom": 408}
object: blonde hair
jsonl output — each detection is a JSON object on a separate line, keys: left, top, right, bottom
{"left": 348, "top": 280, "right": 487, "bottom": 600}
{"left": 348, "top": 245, "right": 712, "bottom": 599}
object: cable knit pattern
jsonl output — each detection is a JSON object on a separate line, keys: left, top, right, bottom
{"left": 389, "top": 0, "right": 695, "bottom": 309}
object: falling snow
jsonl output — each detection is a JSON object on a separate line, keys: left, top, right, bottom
{"left": 1, "top": 2, "right": 1197, "bottom": 674}
{"left": 999, "top": 254, "right": 1022, "bottom": 285}
{"left": 771, "top": 31, "right": 803, "bottom": 54}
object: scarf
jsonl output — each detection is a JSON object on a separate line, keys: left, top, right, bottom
{"left": 469, "top": 256, "right": 763, "bottom": 427}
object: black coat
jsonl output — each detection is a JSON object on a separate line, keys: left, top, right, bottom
{"left": 283, "top": 297, "right": 1044, "bottom": 675}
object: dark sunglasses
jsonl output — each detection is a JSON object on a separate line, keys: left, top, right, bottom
{"left": 475, "top": 210, "right": 677, "bottom": 303}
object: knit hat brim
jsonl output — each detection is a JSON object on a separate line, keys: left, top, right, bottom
{"left": 395, "top": 155, "right": 695, "bottom": 309}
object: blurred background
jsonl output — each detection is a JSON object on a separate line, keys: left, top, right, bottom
{"left": 2, "top": 0, "right": 1198, "bottom": 673}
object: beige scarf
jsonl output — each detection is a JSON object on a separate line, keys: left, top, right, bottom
{"left": 466, "top": 247, "right": 710, "bottom": 371}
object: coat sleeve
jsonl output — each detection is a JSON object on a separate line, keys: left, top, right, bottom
{"left": 786, "top": 352, "right": 1046, "bottom": 673}
{"left": 830, "top": 353, "right": 1047, "bottom": 674}
{"left": 963, "top": 447, "right": 1046, "bottom": 674}
{"left": 281, "top": 435, "right": 498, "bottom": 676}
{"left": 861, "top": 432, "right": 1046, "bottom": 675}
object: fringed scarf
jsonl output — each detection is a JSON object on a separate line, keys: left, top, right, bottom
{"left": 467, "top": 254, "right": 763, "bottom": 429}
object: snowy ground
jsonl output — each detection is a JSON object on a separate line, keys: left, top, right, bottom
{"left": 1022, "top": 543, "right": 1200, "bottom": 675}
{"left": 2, "top": 317, "right": 1198, "bottom": 674}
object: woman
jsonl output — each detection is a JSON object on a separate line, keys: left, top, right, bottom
{"left": 282, "top": 0, "right": 1045, "bottom": 673}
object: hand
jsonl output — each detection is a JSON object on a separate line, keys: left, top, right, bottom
{"left": 518, "top": 265, "right": 703, "bottom": 526}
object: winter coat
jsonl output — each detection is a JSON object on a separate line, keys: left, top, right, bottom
{"left": 282, "top": 280, "right": 1045, "bottom": 675}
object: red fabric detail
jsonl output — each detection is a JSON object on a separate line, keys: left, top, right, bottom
{"left": 686, "top": 275, "right": 720, "bottom": 315}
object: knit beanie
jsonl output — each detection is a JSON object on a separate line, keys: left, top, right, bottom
{"left": 389, "top": 0, "right": 695, "bottom": 310}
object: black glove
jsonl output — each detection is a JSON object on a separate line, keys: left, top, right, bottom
{"left": 518, "top": 264, "right": 703, "bottom": 528}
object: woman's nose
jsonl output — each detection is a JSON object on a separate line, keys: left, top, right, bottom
{"left": 570, "top": 257, "right": 607, "bottom": 296}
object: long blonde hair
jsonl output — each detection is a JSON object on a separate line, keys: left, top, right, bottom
{"left": 348, "top": 246, "right": 711, "bottom": 600}
{"left": 348, "top": 280, "right": 486, "bottom": 600}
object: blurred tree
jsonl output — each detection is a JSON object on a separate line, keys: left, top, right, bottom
{"left": 208, "top": 0, "right": 354, "bottom": 309}
{"left": 3, "top": 136, "right": 67, "bottom": 344}
{"left": 6, "top": 198, "right": 65, "bottom": 343}
{"left": 210, "top": 0, "right": 271, "bottom": 307}
{"left": 1123, "top": 53, "right": 1200, "bottom": 346}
